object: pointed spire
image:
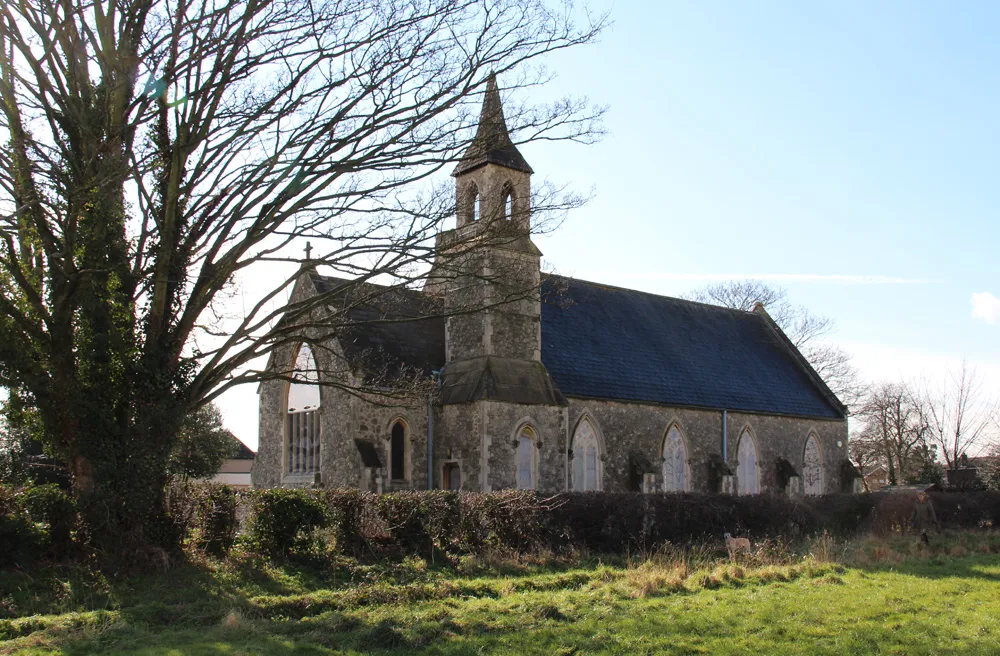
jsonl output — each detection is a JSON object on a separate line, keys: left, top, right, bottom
{"left": 453, "top": 73, "right": 533, "bottom": 176}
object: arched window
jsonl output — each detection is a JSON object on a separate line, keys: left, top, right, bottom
{"left": 662, "top": 425, "right": 689, "bottom": 492}
{"left": 501, "top": 183, "right": 514, "bottom": 220}
{"left": 516, "top": 425, "right": 538, "bottom": 490}
{"left": 571, "top": 418, "right": 600, "bottom": 491}
{"left": 287, "top": 344, "right": 321, "bottom": 474}
{"left": 736, "top": 428, "right": 759, "bottom": 495}
{"left": 803, "top": 434, "right": 823, "bottom": 495}
{"left": 461, "top": 183, "right": 480, "bottom": 225}
{"left": 389, "top": 420, "right": 408, "bottom": 481}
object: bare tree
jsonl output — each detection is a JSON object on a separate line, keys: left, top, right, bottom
{"left": 854, "top": 382, "right": 931, "bottom": 486}
{"left": 923, "top": 361, "right": 998, "bottom": 471}
{"left": 685, "top": 280, "right": 863, "bottom": 408}
{"left": 0, "top": 0, "right": 605, "bottom": 554}
{"left": 847, "top": 428, "right": 882, "bottom": 492}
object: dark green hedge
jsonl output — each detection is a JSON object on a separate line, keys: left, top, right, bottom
{"left": 5, "top": 483, "right": 1000, "bottom": 566}
{"left": 230, "top": 488, "right": 1000, "bottom": 560}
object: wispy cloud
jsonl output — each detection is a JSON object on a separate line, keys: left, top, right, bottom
{"left": 603, "top": 273, "right": 936, "bottom": 285}
{"left": 971, "top": 292, "right": 1000, "bottom": 325}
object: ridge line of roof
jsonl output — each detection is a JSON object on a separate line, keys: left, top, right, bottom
{"left": 542, "top": 273, "right": 761, "bottom": 318}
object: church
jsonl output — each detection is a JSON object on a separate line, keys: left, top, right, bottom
{"left": 253, "top": 76, "right": 851, "bottom": 496}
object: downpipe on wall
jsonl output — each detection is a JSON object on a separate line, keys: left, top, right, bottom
{"left": 428, "top": 369, "right": 441, "bottom": 490}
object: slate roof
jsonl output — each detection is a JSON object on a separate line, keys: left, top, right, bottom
{"left": 453, "top": 74, "right": 533, "bottom": 176}
{"left": 306, "top": 272, "right": 844, "bottom": 420}
{"left": 539, "top": 276, "right": 845, "bottom": 419}
{"left": 311, "top": 273, "right": 444, "bottom": 378}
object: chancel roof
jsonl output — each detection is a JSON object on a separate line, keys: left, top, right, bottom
{"left": 538, "top": 276, "right": 846, "bottom": 419}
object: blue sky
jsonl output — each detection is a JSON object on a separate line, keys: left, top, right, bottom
{"left": 221, "top": 1, "right": 1000, "bottom": 448}
{"left": 527, "top": 1, "right": 1000, "bottom": 388}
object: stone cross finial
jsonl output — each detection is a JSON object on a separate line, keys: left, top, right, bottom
{"left": 304, "top": 241, "right": 312, "bottom": 261}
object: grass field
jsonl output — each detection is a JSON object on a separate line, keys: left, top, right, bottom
{"left": 3, "top": 532, "right": 1000, "bottom": 655}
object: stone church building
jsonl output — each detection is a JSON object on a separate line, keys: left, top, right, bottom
{"left": 253, "top": 76, "right": 850, "bottom": 496}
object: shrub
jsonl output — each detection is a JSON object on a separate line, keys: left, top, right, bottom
{"left": 0, "top": 486, "right": 43, "bottom": 568}
{"left": 376, "top": 490, "right": 461, "bottom": 558}
{"left": 0, "top": 483, "right": 78, "bottom": 567}
{"left": 325, "top": 488, "right": 375, "bottom": 556}
{"left": 244, "top": 488, "right": 330, "bottom": 558}
{"left": 18, "top": 483, "right": 77, "bottom": 558}
{"left": 197, "top": 485, "right": 238, "bottom": 556}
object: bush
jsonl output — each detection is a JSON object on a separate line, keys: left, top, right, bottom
{"left": 0, "top": 483, "right": 77, "bottom": 567}
{"left": 244, "top": 488, "right": 330, "bottom": 559}
{"left": 18, "top": 483, "right": 77, "bottom": 558}
{"left": 197, "top": 485, "right": 238, "bottom": 556}
{"left": 0, "top": 486, "right": 43, "bottom": 568}
{"left": 325, "top": 488, "right": 374, "bottom": 557}
{"left": 376, "top": 490, "right": 461, "bottom": 558}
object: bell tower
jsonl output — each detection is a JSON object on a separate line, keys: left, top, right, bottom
{"left": 453, "top": 74, "right": 533, "bottom": 232}
{"left": 431, "top": 74, "right": 564, "bottom": 407}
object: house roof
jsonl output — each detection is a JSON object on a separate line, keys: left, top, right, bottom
{"left": 538, "top": 276, "right": 845, "bottom": 419}
{"left": 229, "top": 437, "right": 256, "bottom": 460}
{"left": 453, "top": 74, "right": 533, "bottom": 176}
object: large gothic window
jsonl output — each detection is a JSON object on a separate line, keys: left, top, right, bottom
{"left": 571, "top": 418, "right": 600, "bottom": 491}
{"left": 389, "top": 420, "right": 409, "bottom": 481}
{"left": 803, "top": 434, "right": 823, "bottom": 495}
{"left": 662, "top": 425, "right": 689, "bottom": 492}
{"left": 287, "top": 344, "right": 321, "bottom": 474}
{"left": 516, "top": 425, "right": 538, "bottom": 490}
{"left": 736, "top": 428, "right": 759, "bottom": 495}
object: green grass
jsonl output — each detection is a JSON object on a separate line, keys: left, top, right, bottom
{"left": 3, "top": 533, "right": 1000, "bottom": 655}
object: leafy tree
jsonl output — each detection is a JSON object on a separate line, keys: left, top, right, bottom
{"left": 168, "top": 404, "right": 240, "bottom": 481}
{"left": 0, "top": 0, "right": 604, "bottom": 558}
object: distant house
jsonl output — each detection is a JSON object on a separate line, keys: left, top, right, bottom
{"left": 863, "top": 464, "right": 890, "bottom": 491}
{"left": 210, "top": 437, "right": 255, "bottom": 488}
{"left": 945, "top": 454, "right": 987, "bottom": 490}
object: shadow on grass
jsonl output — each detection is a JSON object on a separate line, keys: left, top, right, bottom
{"left": 861, "top": 552, "right": 1000, "bottom": 584}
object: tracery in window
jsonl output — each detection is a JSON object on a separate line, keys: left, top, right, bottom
{"left": 736, "top": 428, "right": 759, "bottom": 495}
{"left": 662, "top": 425, "right": 689, "bottom": 492}
{"left": 803, "top": 433, "right": 823, "bottom": 496}
{"left": 287, "top": 344, "right": 321, "bottom": 474}
{"left": 571, "top": 418, "right": 601, "bottom": 491}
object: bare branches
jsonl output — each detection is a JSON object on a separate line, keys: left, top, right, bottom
{"left": 0, "top": 0, "right": 605, "bottom": 455}
{"left": 921, "top": 361, "right": 999, "bottom": 470}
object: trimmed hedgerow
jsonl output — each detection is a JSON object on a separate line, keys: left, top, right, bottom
{"left": 243, "top": 488, "right": 330, "bottom": 558}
